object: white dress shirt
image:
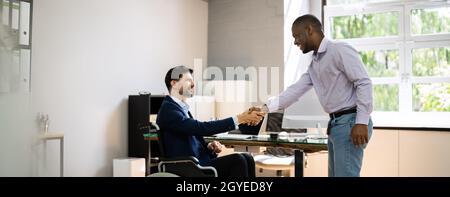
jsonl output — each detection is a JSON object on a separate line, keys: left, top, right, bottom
{"left": 267, "top": 37, "right": 373, "bottom": 125}
{"left": 170, "top": 96, "right": 191, "bottom": 118}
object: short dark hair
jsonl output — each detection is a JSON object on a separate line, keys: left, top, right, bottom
{"left": 164, "top": 65, "right": 193, "bottom": 92}
{"left": 292, "top": 14, "right": 323, "bottom": 32}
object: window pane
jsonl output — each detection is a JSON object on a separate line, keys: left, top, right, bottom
{"left": 413, "top": 47, "right": 450, "bottom": 77}
{"left": 331, "top": 12, "right": 399, "bottom": 39}
{"left": 411, "top": 7, "right": 450, "bottom": 35}
{"left": 374, "top": 84, "right": 399, "bottom": 111}
{"left": 327, "top": 0, "right": 398, "bottom": 5}
{"left": 360, "top": 49, "right": 399, "bottom": 77}
{"left": 413, "top": 83, "right": 450, "bottom": 112}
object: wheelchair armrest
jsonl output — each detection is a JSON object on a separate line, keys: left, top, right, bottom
{"left": 159, "top": 156, "right": 199, "bottom": 164}
{"left": 157, "top": 157, "right": 218, "bottom": 177}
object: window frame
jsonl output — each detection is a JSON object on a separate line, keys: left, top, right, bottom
{"left": 324, "top": 0, "right": 450, "bottom": 128}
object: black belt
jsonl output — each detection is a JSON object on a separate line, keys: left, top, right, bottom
{"left": 329, "top": 107, "right": 357, "bottom": 120}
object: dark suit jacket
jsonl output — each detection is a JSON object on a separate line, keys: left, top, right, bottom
{"left": 156, "top": 96, "right": 236, "bottom": 165}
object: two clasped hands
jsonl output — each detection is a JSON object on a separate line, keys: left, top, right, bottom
{"left": 207, "top": 105, "right": 268, "bottom": 154}
{"left": 237, "top": 105, "right": 269, "bottom": 126}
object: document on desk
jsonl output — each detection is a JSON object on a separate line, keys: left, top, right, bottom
{"left": 213, "top": 133, "right": 254, "bottom": 140}
{"left": 306, "top": 134, "right": 328, "bottom": 139}
{"left": 275, "top": 132, "right": 327, "bottom": 139}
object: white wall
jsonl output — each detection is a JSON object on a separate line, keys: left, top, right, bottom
{"left": 27, "top": 0, "right": 207, "bottom": 176}
{"left": 0, "top": 93, "right": 34, "bottom": 176}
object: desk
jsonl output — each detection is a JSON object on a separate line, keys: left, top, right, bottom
{"left": 144, "top": 133, "right": 327, "bottom": 177}
{"left": 208, "top": 134, "right": 327, "bottom": 177}
{"left": 40, "top": 132, "right": 64, "bottom": 177}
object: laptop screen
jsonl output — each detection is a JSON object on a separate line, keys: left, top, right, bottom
{"left": 235, "top": 111, "right": 306, "bottom": 135}
{"left": 266, "top": 112, "right": 284, "bottom": 132}
{"left": 266, "top": 112, "right": 306, "bottom": 134}
{"left": 238, "top": 118, "right": 264, "bottom": 135}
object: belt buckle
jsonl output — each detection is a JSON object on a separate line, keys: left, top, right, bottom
{"left": 329, "top": 113, "right": 336, "bottom": 120}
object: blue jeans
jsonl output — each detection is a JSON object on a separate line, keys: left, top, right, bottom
{"left": 327, "top": 113, "right": 373, "bottom": 177}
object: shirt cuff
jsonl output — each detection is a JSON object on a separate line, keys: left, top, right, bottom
{"left": 355, "top": 112, "right": 370, "bottom": 125}
{"left": 232, "top": 116, "right": 239, "bottom": 130}
{"left": 266, "top": 99, "right": 279, "bottom": 113}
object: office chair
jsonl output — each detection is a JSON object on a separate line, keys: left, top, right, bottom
{"left": 155, "top": 124, "right": 218, "bottom": 177}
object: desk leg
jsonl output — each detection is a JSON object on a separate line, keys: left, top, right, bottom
{"left": 60, "top": 138, "right": 64, "bottom": 177}
{"left": 43, "top": 140, "right": 47, "bottom": 174}
{"left": 147, "top": 141, "right": 151, "bottom": 175}
{"left": 294, "top": 150, "right": 304, "bottom": 177}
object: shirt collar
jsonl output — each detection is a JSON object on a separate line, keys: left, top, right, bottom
{"left": 170, "top": 95, "right": 190, "bottom": 111}
{"left": 314, "top": 37, "right": 329, "bottom": 56}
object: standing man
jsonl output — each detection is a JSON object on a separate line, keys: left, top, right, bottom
{"left": 157, "top": 65, "right": 264, "bottom": 177}
{"left": 252, "top": 14, "right": 373, "bottom": 177}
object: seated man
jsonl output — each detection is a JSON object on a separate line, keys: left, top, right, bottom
{"left": 156, "top": 66, "right": 264, "bottom": 177}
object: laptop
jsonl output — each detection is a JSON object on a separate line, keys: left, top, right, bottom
{"left": 228, "top": 111, "right": 305, "bottom": 135}
{"left": 215, "top": 112, "right": 308, "bottom": 141}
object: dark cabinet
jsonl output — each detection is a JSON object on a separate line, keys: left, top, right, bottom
{"left": 128, "top": 94, "right": 165, "bottom": 174}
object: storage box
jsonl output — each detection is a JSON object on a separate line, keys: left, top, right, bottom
{"left": 113, "top": 158, "right": 146, "bottom": 177}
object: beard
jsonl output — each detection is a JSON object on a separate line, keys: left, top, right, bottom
{"left": 301, "top": 32, "right": 313, "bottom": 54}
{"left": 301, "top": 43, "right": 313, "bottom": 54}
{"left": 179, "top": 86, "right": 194, "bottom": 98}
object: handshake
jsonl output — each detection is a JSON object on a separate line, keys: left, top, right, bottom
{"left": 236, "top": 105, "right": 269, "bottom": 126}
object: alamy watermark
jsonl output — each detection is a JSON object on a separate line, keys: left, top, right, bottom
{"left": 188, "top": 58, "right": 281, "bottom": 104}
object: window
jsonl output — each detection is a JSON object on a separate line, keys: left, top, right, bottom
{"left": 324, "top": 0, "right": 450, "bottom": 128}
